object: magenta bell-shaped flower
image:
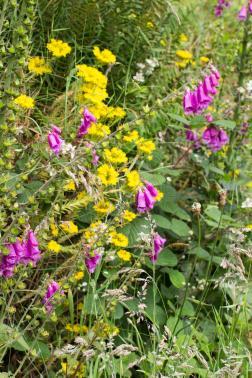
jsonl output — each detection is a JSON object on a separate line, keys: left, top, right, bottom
{"left": 21, "top": 230, "right": 41, "bottom": 266}
{"left": 203, "top": 76, "right": 217, "bottom": 96}
{"left": 78, "top": 108, "right": 96, "bottom": 137}
{"left": 202, "top": 126, "right": 229, "bottom": 152}
{"left": 238, "top": 5, "right": 248, "bottom": 20}
{"left": 249, "top": 1, "right": 252, "bottom": 14}
{"left": 48, "top": 125, "right": 63, "bottom": 155}
{"left": 197, "top": 83, "right": 212, "bottom": 109}
{"left": 0, "top": 241, "right": 24, "bottom": 278}
{"left": 149, "top": 233, "right": 166, "bottom": 263}
{"left": 136, "top": 183, "right": 158, "bottom": 213}
{"left": 210, "top": 73, "right": 219, "bottom": 87}
{"left": 42, "top": 281, "right": 61, "bottom": 313}
{"left": 85, "top": 250, "right": 101, "bottom": 273}
{"left": 183, "top": 90, "right": 194, "bottom": 115}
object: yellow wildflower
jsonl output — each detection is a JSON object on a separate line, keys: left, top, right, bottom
{"left": 88, "top": 103, "right": 109, "bottom": 120}
{"left": 123, "top": 130, "right": 139, "bottom": 143}
{"left": 160, "top": 39, "right": 167, "bottom": 47}
{"left": 65, "top": 323, "right": 88, "bottom": 333}
{"left": 93, "top": 46, "right": 116, "bottom": 65}
{"left": 76, "top": 64, "right": 107, "bottom": 88}
{"left": 179, "top": 34, "right": 188, "bottom": 42}
{"left": 76, "top": 191, "right": 91, "bottom": 207}
{"left": 176, "top": 50, "right": 192, "bottom": 60}
{"left": 61, "top": 221, "right": 78, "bottom": 234}
{"left": 146, "top": 21, "right": 154, "bottom": 28}
{"left": 200, "top": 56, "right": 209, "bottom": 64}
{"left": 14, "top": 94, "right": 35, "bottom": 109}
{"left": 28, "top": 56, "right": 51, "bottom": 75}
{"left": 50, "top": 223, "right": 58, "bottom": 237}
{"left": 73, "top": 271, "right": 84, "bottom": 280}
{"left": 104, "top": 147, "right": 128, "bottom": 164}
{"left": 137, "top": 138, "right": 156, "bottom": 154}
{"left": 64, "top": 180, "right": 76, "bottom": 191}
{"left": 117, "top": 249, "right": 132, "bottom": 261}
{"left": 155, "top": 190, "right": 164, "bottom": 201}
{"left": 126, "top": 170, "right": 141, "bottom": 190}
{"left": 46, "top": 39, "right": 71, "bottom": 57}
{"left": 94, "top": 200, "right": 115, "bottom": 214}
{"left": 110, "top": 231, "right": 128, "bottom": 247}
{"left": 106, "top": 106, "right": 126, "bottom": 119}
{"left": 122, "top": 210, "right": 137, "bottom": 223}
{"left": 246, "top": 224, "right": 252, "bottom": 229}
{"left": 88, "top": 123, "right": 111, "bottom": 139}
{"left": 47, "top": 240, "right": 62, "bottom": 253}
{"left": 175, "top": 61, "right": 188, "bottom": 68}
{"left": 80, "top": 83, "right": 109, "bottom": 103}
{"left": 97, "top": 164, "right": 119, "bottom": 186}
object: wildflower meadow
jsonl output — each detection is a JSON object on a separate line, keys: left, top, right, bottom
{"left": 0, "top": 0, "right": 252, "bottom": 376}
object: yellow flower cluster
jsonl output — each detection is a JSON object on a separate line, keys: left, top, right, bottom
{"left": 73, "top": 271, "right": 84, "bottom": 280}
{"left": 122, "top": 210, "right": 137, "bottom": 223}
{"left": 93, "top": 46, "right": 116, "bottom": 65}
{"left": 104, "top": 147, "right": 128, "bottom": 164}
{"left": 28, "top": 56, "right": 51, "bottom": 75}
{"left": 117, "top": 249, "right": 132, "bottom": 261}
{"left": 93, "top": 321, "right": 119, "bottom": 338}
{"left": 175, "top": 49, "right": 193, "bottom": 68}
{"left": 64, "top": 180, "right": 76, "bottom": 191}
{"left": 14, "top": 94, "right": 35, "bottom": 109}
{"left": 47, "top": 240, "right": 62, "bottom": 253}
{"left": 65, "top": 323, "right": 88, "bottom": 333}
{"left": 97, "top": 164, "right": 119, "bottom": 186}
{"left": 47, "top": 39, "right": 71, "bottom": 57}
{"left": 110, "top": 231, "right": 128, "bottom": 247}
{"left": 61, "top": 221, "right": 78, "bottom": 234}
{"left": 94, "top": 200, "right": 115, "bottom": 214}
{"left": 126, "top": 170, "right": 141, "bottom": 190}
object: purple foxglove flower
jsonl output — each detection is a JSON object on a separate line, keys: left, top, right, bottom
{"left": 48, "top": 125, "right": 63, "bottom": 155}
{"left": 78, "top": 108, "right": 96, "bottom": 137}
{"left": 143, "top": 188, "right": 156, "bottom": 210}
{"left": 240, "top": 122, "right": 249, "bottom": 134}
{"left": 42, "top": 281, "right": 61, "bottom": 313}
{"left": 212, "top": 68, "right": 221, "bottom": 80}
{"left": 205, "top": 113, "right": 214, "bottom": 123}
{"left": 197, "top": 83, "right": 212, "bottom": 109}
{"left": 215, "top": 5, "right": 223, "bottom": 16}
{"left": 149, "top": 233, "right": 166, "bottom": 263}
{"left": 250, "top": 1, "right": 252, "bottom": 14}
{"left": 185, "top": 128, "right": 201, "bottom": 149}
{"left": 145, "top": 182, "right": 158, "bottom": 197}
{"left": 21, "top": 230, "right": 41, "bottom": 266}
{"left": 136, "top": 189, "right": 147, "bottom": 213}
{"left": 210, "top": 73, "right": 219, "bottom": 87}
{"left": 85, "top": 250, "right": 101, "bottom": 273}
{"left": 203, "top": 76, "right": 217, "bottom": 96}
{"left": 0, "top": 241, "right": 24, "bottom": 278}
{"left": 238, "top": 5, "right": 248, "bottom": 20}
{"left": 183, "top": 90, "right": 194, "bottom": 115}
{"left": 202, "top": 126, "right": 229, "bottom": 152}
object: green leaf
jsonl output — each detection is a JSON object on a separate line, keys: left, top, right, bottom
{"left": 168, "top": 269, "right": 186, "bottom": 288}
{"left": 152, "top": 214, "right": 171, "bottom": 229}
{"left": 0, "top": 324, "right": 30, "bottom": 352}
{"left": 169, "top": 219, "right": 191, "bottom": 237}
{"left": 214, "top": 120, "right": 236, "bottom": 130}
{"left": 204, "top": 205, "right": 221, "bottom": 222}
{"left": 190, "top": 116, "right": 206, "bottom": 128}
{"left": 140, "top": 172, "right": 166, "bottom": 185}
{"left": 120, "top": 217, "right": 151, "bottom": 246}
{"left": 114, "top": 303, "right": 124, "bottom": 319}
{"left": 188, "top": 247, "right": 210, "bottom": 260}
{"left": 158, "top": 184, "right": 178, "bottom": 211}
{"left": 161, "top": 202, "right": 191, "bottom": 221}
{"left": 156, "top": 248, "right": 178, "bottom": 267}
{"left": 181, "top": 300, "right": 195, "bottom": 316}
{"left": 167, "top": 113, "right": 188, "bottom": 124}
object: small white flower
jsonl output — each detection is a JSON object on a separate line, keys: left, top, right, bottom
{"left": 246, "top": 80, "right": 252, "bottom": 93}
{"left": 241, "top": 198, "right": 252, "bottom": 208}
{"left": 133, "top": 71, "right": 145, "bottom": 83}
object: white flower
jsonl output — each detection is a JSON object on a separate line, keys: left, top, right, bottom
{"left": 133, "top": 71, "right": 145, "bottom": 83}
{"left": 241, "top": 198, "right": 252, "bottom": 208}
{"left": 246, "top": 80, "right": 252, "bottom": 94}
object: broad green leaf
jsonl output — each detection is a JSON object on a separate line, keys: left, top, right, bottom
{"left": 156, "top": 248, "right": 178, "bottom": 267}
{"left": 140, "top": 172, "right": 166, "bottom": 185}
{"left": 144, "top": 304, "right": 167, "bottom": 325}
{"left": 152, "top": 214, "right": 171, "bottom": 229}
{"left": 158, "top": 184, "right": 178, "bottom": 211}
{"left": 114, "top": 303, "right": 124, "bottom": 319}
{"left": 181, "top": 300, "right": 195, "bottom": 316}
{"left": 121, "top": 217, "right": 151, "bottom": 246}
{"left": 188, "top": 247, "right": 210, "bottom": 260}
{"left": 214, "top": 120, "right": 236, "bottom": 129}
{"left": 169, "top": 219, "right": 191, "bottom": 237}
{"left": 168, "top": 269, "right": 186, "bottom": 288}
{"left": 190, "top": 116, "right": 206, "bottom": 128}
{"left": 161, "top": 202, "right": 191, "bottom": 221}
{"left": 0, "top": 324, "right": 30, "bottom": 352}
{"left": 167, "top": 113, "right": 188, "bottom": 124}
{"left": 204, "top": 205, "right": 221, "bottom": 222}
